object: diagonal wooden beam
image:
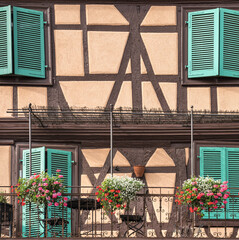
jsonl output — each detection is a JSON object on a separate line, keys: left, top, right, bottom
{"left": 140, "top": 37, "right": 171, "bottom": 112}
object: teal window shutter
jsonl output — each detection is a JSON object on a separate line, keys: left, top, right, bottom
{"left": 47, "top": 149, "right": 72, "bottom": 237}
{"left": 219, "top": 8, "right": 239, "bottom": 78}
{"left": 188, "top": 9, "right": 219, "bottom": 78}
{"left": 200, "top": 147, "right": 226, "bottom": 219}
{"left": 225, "top": 148, "right": 239, "bottom": 219}
{"left": 13, "top": 6, "right": 45, "bottom": 78}
{"left": 22, "top": 147, "right": 45, "bottom": 237}
{"left": 0, "top": 6, "right": 12, "bottom": 75}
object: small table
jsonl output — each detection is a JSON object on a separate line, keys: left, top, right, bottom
{"left": 67, "top": 198, "right": 102, "bottom": 236}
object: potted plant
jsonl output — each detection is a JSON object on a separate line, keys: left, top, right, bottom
{"left": 95, "top": 176, "right": 144, "bottom": 214}
{"left": 15, "top": 170, "right": 68, "bottom": 207}
{"left": 175, "top": 176, "right": 230, "bottom": 216}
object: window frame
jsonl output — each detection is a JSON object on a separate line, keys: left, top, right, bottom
{"left": 0, "top": 4, "right": 53, "bottom": 86}
{"left": 181, "top": 5, "right": 239, "bottom": 86}
{"left": 195, "top": 141, "right": 239, "bottom": 225}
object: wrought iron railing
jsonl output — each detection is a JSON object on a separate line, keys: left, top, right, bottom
{"left": 0, "top": 186, "right": 239, "bottom": 238}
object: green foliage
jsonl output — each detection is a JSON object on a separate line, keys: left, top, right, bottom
{"left": 15, "top": 170, "right": 68, "bottom": 207}
{"left": 96, "top": 176, "right": 144, "bottom": 214}
{"left": 175, "top": 176, "right": 230, "bottom": 216}
{"left": 0, "top": 192, "right": 7, "bottom": 203}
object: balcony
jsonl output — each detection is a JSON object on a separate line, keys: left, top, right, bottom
{"left": 0, "top": 187, "right": 238, "bottom": 239}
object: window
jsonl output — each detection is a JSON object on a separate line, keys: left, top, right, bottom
{"left": 200, "top": 147, "right": 239, "bottom": 219}
{"left": 22, "top": 147, "right": 72, "bottom": 237}
{"left": 188, "top": 8, "right": 239, "bottom": 78}
{"left": 0, "top": 5, "right": 52, "bottom": 85}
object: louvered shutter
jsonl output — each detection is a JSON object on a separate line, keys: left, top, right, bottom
{"left": 22, "top": 147, "right": 45, "bottom": 237}
{"left": 13, "top": 7, "right": 45, "bottom": 78}
{"left": 188, "top": 9, "right": 219, "bottom": 78}
{"left": 0, "top": 6, "right": 12, "bottom": 75}
{"left": 200, "top": 147, "right": 226, "bottom": 219}
{"left": 226, "top": 148, "right": 239, "bottom": 219}
{"left": 47, "top": 149, "right": 72, "bottom": 237}
{"left": 219, "top": 8, "right": 239, "bottom": 77}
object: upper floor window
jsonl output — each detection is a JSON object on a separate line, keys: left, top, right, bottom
{"left": 188, "top": 8, "right": 239, "bottom": 79}
{"left": 0, "top": 6, "right": 45, "bottom": 78}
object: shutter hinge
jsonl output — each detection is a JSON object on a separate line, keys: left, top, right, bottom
{"left": 71, "top": 160, "right": 76, "bottom": 164}
{"left": 20, "top": 159, "right": 23, "bottom": 162}
{"left": 44, "top": 21, "right": 48, "bottom": 25}
{"left": 197, "top": 155, "right": 200, "bottom": 159}
{"left": 45, "top": 65, "right": 48, "bottom": 69}
{"left": 185, "top": 21, "right": 189, "bottom": 25}
{"left": 185, "top": 65, "right": 188, "bottom": 69}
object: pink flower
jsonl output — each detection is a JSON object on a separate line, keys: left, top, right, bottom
{"left": 45, "top": 190, "right": 49, "bottom": 193}
{"left": 57, "top": 192, "right": 61, "bottom": 197}
{"left": 214, "top": 195, "right": 219, "bottom": 199}
{"left": 215, "top": 200, "right": 218, "bottom": 204}
{"left": 223, "top": 200, "right": 228, "bottom": 204}
{"left": 58, "top": 175, "right": 63, "bottom": 178}
{"left": 64, "top": 197, "right": 68, "bottom": 201}
{"left": 63, "top": 202, "right": 67, "bottom": 207}
{"left": 194, "top": 207, "right": 198, "bottom": 211}
{"left": 217, "top": 193, "right": 222, "bottom": 197}
{"left": 53, "top": 190, "right": 56, "bottom": 193}
{"left": 191, "top": 182, "right": 196, "bottom": 185}
{"left": 193, "top": 188, "right": 198, "bottom": 191}
{"left": 48, "top": 202, "right": 52, "bottom": 206}
{"left": 54, "top": 202, "right": 59, "bottom": 207}
{"left": 38, "top": 187, "right": 43, "bottom": 191}
{"left": 32, "top": 182, "right": 36, "bottom": 186}
{"left": 54, "top": 181, "right": 59, "bottom": 185}
{"left": 42, "top": 178, "right": 48, "bottom": 182}
{"left": 56, "top": 169, "right": 61, "bottom": 172}
{"left": 52, "top": 193, "right": 58, "bottom": 199}
{"left": 221, "top": 205, "right": 225, "bottom": 208}
{"left": 43, "top": 183, "right": 48, "bottom": 186}
{"left": 207, "top": 192, "right": 214, "bottom": 196}
{"left": 213, "top": 206, "right": 218, "bottom": 209}
{"left": 223, "top": 194, "right": 229, "bottom": 199}
{"left": 46, "top": 196, "right": 51, "bottom": 200}
{"left": 213, "top": 185, "right": 219, "bottom": 188}
{"left": 60, "top": 184, "right": 62, "bottom": 187}
{"left": 38, "top": 183, "right": 41, "bottom": 186}
{"left": 223, "top": 181, "right": 228, "bottom": 184}
{"left": 200, "top": 202, "right": 204, "bottom": 205}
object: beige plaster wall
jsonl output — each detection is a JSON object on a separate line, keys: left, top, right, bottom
{"left": 146, "top": 148, "right": 175, "bottom": 167}
{"left": 88, "top": 31, "right": 129, "bottom": 74}
{"left": 18, "top": 87, "right": 47, "bottom": 109}
{"left": 142, "top": 82, "right": 162, "bottom": 110}
{"left": 55, "top": 30, "right": 84, "bottom": 76}
{"left": 141, "top": 33, "right": 178, "bottom": 75}
{"left": 141, "top": 56, "right": 147, "bottom": 74}
{"left": 113, "top": 151, "right": 130, "bottom": 167}
{"left": 217, "top": 87, "right": 239, "bottom": 111}
{"left": 141, "top": 6, "right": 177, "bottom": 26}
{"left": 82, "top": 148, "right": 110, "bottom": 167}
{"left": 0, "top": 146, "right": 11, "bottom": 189}
{"left": 60, "top": 81, "right": 114, "bottom": 108}
{"left": 114, "top": 81, "right": 132, "bottom": 109}
{"left": 86, "top": 5, "right": 128, "bottom": 25}
{"left": 126, "top": 60, "right": 131, "bottom": 74}
{"left": 0, "top": 87, "right": 13, "bottom": 118}
{"left": 159, "top": 83, "right": 177, "bottom": 110}
{"left": 187, "top": 87, "right": 211, "bottom": 111}
{"left": 55, "top": 5, "right": 81, "bottom": 24}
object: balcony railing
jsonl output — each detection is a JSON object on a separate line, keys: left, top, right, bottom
{"left": 0, "top": 186, "right": 239, "bottom": 238}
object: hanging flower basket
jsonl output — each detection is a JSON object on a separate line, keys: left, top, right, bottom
{"left": 133, "top": 166, "right": 145, "bottom": 178}
{"left": 175, "top": 176, "right": 230, "bottom": 216}
{"left": 95, "top": 176, "right": 144, "bottom": 214}
{"left": 15, "top": 170, "right": 68, "bottom": 207}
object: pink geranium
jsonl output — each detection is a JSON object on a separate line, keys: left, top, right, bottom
{"left": 58, "top": 175, "right": 63, "bottom": 178}
{"left": 56, "top": 169, "right": 61, "bottom": 172}
{"left": 54, "top": 202, "right": 59, "bottom": 206}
